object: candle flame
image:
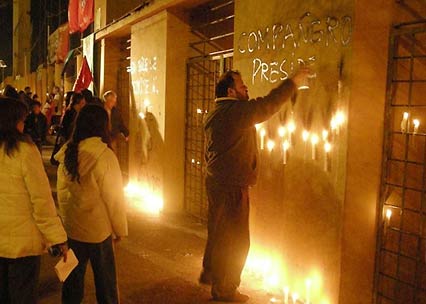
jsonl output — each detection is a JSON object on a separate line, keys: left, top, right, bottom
{"left": 260, "top": 129, "right": 266, "bottom": 137}
{"left": 144, "top": 98, "right": 151, "bottom": 108}
{"left": 267, "top": 140, "right": 275, "bottom": 151}
{"left": 322, "top": 130, "right": 329, "bottom": 141}
{"left": 278, "top": 126, "right": 286, "bottom": 137}
{"left": 283, "top": 140, "right": 290, "bottom": 151}
{"left": 302, "top": 130, "right": 310, "bottom": 142}
{"left": 138, "top": 112, "right": 145, "bottom": 119}
{"left": 403, "top": 112, "right": 409, "bottom": 119}
{"left": 196, "top": 108, "right": 203, "bottom": 114}
{"left": 330, "top": 117, "right": 337, "bottom": 130}
{"left": 324, "top": 142, "right": 332, "bottom": 153}
{"left": 413, "top": 119, "right": 420, "bottom": 128}
{"left": 287, "top": 121, "right": 296, "bottom": 133}
{"left": 335, "top": 111, "right": 345, "bottom": 125}
{"left": 311, "top": 134, "right": 319, "bottom": 145}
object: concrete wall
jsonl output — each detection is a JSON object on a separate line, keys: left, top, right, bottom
{"left": 234, "top": 1, "right": 353, "bottom": 302}
{"left": 129, "top": 10, "right": 188, "bottom": 213}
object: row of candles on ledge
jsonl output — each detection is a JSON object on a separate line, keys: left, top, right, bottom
{"left": 255, "top": 111, "right": 345, "bottom": 171}
{"left": 400, "top": 112, "right": 420, "bottom": 134}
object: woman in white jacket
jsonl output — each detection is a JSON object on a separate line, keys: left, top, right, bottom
{"left": 0, "top": 97, "right": 68, "bottom": 303}
{"left": 55, "top": 104, "right": 128, "bottom": 304}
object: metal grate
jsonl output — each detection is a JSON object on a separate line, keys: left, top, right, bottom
{"left": 375, "top": 21, "right": 426, "bottom": 303}
{"left": 184, "top": 55, "right": 233, "bottom": 220}
{"left": 184, "top": 0, "right": 234, "bottom": 221}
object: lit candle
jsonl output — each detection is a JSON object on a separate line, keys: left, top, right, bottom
{"left": 292, "top": 293, "right": 299, "bottom": 304}
{"left": 305, "top": 279, "right": 312, "bottom": 304}
{"left": 302, "top": 130, "right": 310, "bottom": 161}
{"left": 267, "top": 140, "right": 275, "bottom": 152}
{"left": 413, "top": 119, "right": 420, "bottom": 134}
{"left": 283, "top": 140, "right": 290, "bottom": 165}
{"left": 324, "top": 142, "right": 331, "bottom": 171}
{"left": 322, "top": 129, "right": 329, "bottom": 141}
{"left": 311, "top": 134, "right": 319, "bottom": 160}
{"left": 401, "top": 112, "right": 409, "bottom": 133}
{"left": 138, "top": 111, "right": 145, "bottom": 119}
{"left": 335, "top": 111, "right": 345, "bottom": 135}
{"left": 287, "top": 121, "right": 296, "bottom": 145}
{"left": 260, "top": 129, "right": 266, "bottom": 150}
{"left": 278, "top": 126, "right": 286, "bottom": 138}
{"left": 144, "top": 98, "right": 151, "bottom": 113}
{"left": 283, "top": 286, "right": 290, "bottom": 304}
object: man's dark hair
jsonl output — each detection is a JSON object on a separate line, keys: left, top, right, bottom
{"left": 70, "top": 93, "right": 84, "bottom": 108}
{"left": 31, "top": 101, "right": 42, "bottom": 108}
{"left": 81, "top": 89, "right": 93, "bottom": 104}
{"left": 215, "top": 70, "right": 241, "bottom": 98}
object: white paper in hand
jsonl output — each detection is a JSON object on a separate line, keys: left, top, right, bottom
{"left": 54, "top": 248, "right": 79, "bottom": 282}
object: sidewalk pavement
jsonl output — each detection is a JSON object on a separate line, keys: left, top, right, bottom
{"left": 38, "top": 145, "right": 272, "bottom": 304}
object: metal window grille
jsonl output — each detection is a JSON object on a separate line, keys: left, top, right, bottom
{"left": 375, "top": 21, "right": 426, "bottom": 303}
{"left": 184, "top": 55, "right": 233, "bottom": 220}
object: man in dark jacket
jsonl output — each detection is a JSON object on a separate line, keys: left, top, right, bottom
{"left": 200, "top": 68, "right": 310, "bottom": 302}
{"left": 24, "top": 101, "right": 48, "bottom": 153}
{"left": 103, "top": 90, "right": 129, "bottom": 153}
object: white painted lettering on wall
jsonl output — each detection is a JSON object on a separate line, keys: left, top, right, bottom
{"left": 238, "top": 12, "right": 353, "bottom": 84}
{"left": 130, "top": 56, "right": 159, "bottom": 95}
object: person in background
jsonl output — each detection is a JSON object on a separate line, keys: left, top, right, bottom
{"left": 24, "top": 86, "right": 32, "bottom": 98}
{"left": 0, "top": 97, "right": 68, "bottom": 304}
{"left": 42, "top": 93, "right": 54, "bottom": 127}
{"left": 200, "top": 68, "right": 310, "bottom": 302}
{"left": 102, "top": 90, "right": 129, "bottom": 154}
{"left": 2, "top": 84, "right": 19, "bottom": 100}
{"left": 33, "top": 94, "right": 40, "bottom": 103}
{"left": 59, "top": 93, "right": 86, "bottom": 142}
{"left": 24, "top": 101, "right": 48, "bottom": 153}
{"left": 55, "top": 105, "right": 128, "bottom": 304}
{"left": 81, "top": 88, "right": 93, "bottom": 104}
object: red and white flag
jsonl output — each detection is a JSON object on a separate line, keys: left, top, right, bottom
{"left": 68, "top": 0, "right": 94, "bottom": 33}
{"left": 72, "top": 56, "right": 93, "bottom": 92}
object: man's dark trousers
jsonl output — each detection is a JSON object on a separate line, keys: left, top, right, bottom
{"left": 202, "top": 181, "right": 250, "bottom": 298}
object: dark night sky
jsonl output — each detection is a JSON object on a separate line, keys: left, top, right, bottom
{"left": 0, "top": 0, "right": 13, "bottom": 77}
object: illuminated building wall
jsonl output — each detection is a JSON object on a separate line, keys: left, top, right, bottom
{"left": 128, "top": 11, "right": 189, "bottom": 214}
{"left": 234, "top": 1, "right": 352, "bottom": 303}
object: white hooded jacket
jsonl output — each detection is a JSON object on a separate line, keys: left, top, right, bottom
{"left": 55, "top": 137, "right": 128, "bottom": 243}
{"left": 0, "top": 142, "right": 67, "bottom": 258}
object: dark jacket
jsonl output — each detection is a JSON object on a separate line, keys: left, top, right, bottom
{"left": 24, "top": 112, "right": 48, "bottom": 143}
{"left": 204, "top": 79, "right": 296, "bottom": 187}
{"left": 110, "top": 107, "right": 129, "bottom": 139}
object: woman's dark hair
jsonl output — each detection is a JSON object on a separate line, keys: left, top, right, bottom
{"left": 215, "top": 70, "right": 240, "bottom": 98}
{"left": 64, "top": 105, "right": 111, "bottom": 182}
{"left": 0, "top": 97, "right": 30, "bottom": 156}
{"left": 70, "top": 92, "right": 84, "bottom": 108}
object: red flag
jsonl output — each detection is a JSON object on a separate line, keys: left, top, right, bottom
{"left": 68, "top": 0, "right": 94, "bottom": 33}
{"left": 68, "top": 0, "right": 79, "bottom": 33}
{"left": 73, "top": 56, "right": 93, "bottom": 93}
{"left": 78, "top": 0, "right": 94, "bottom": 33}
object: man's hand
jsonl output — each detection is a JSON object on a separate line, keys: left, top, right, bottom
{"left": 291, "top": 67, "right": 313, "bottom": 89}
